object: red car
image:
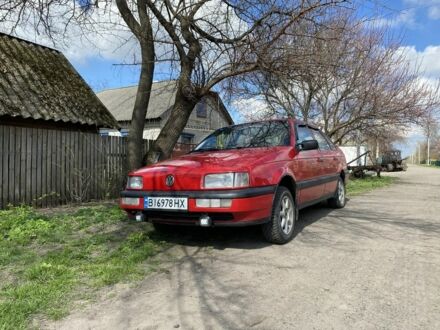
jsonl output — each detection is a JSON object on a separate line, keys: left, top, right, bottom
{"left": 120, "top": 119, "right": 348, "bottom": 244}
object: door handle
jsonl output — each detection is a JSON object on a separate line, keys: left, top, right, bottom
{"left": 333, "top": 157, "right": 338, "bottom": 161}
{"left": 317, "top": 158, "right": 324, "bottom": 162}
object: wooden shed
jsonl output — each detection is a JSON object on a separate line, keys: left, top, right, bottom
{"left": 0, "top": 33, "right": 122, "bottom": 208}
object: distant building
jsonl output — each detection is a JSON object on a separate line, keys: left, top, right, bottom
{"left": 97, "top": 81, "right": 234, "bottom": 144}
{"left": 0, "top": 33, "right": 118, "bottom": 131}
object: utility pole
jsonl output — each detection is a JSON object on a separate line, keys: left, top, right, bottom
{"left": 427, "top": 136, "right": 430, "bottom": 166}
{"left": 376, "top": 139, "right": 380, "bottom": 160}
{"left": 427, "top": 122, "right": 431, "bottom": 166}
{"left": 418, "top": 144, "right": 421, "bottom": 164}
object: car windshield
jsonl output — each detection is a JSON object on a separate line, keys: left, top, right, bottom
{"left": 193, "top": 121, "right": 290, "bottom": 152}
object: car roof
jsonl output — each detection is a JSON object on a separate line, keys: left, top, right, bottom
{"left": 293, "top": 119, "right": 320, "bottom": 130}
{"left": 225, "top": 118, "right": 320, "bottom": 130}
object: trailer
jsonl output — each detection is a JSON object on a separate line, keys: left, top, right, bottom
{"left": 346, "top": 150, "right": 382, "bottom": 178}
{"left": 340, "top": 146, "right": 368, "bottom": 166}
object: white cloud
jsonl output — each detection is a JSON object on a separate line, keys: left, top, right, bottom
{"left": 393, "top": 44, "right": 440, "bottom": 142}
{"left": 231, "top": 97, "right": 274, "bottom": 123}
{"left": 404, "top": 125, "right": 424, "bottom": 138}
{"left": 404, "top": 0, "right": 440, "bottom": 4}
{"left": 428, "top": 6, "right": 440, "bottom": 19}
{"left": 398, "top": 45, "right": 440, "bottom": 78}
{"left": 1, "top": 0, "right": 248, "bottom": 83}
{"left": 0, "top": 2, "right": 170, "bottom": 65}
{"left": 374, "top": 9, "right": 416, "bottom": 28}
{"left": 403, "top": 0, "right": 440, "bottom": 20}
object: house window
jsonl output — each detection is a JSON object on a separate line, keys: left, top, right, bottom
{"left": 180, "top": 133, "right": 194, "bottom": 144}
{"left": 99, "top": 129, "right": 109, "bottom": 137}
{"left": 196, "top": 99, "right": 207, "bottom": 118}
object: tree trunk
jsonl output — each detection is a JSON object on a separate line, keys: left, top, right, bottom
{"left": 126, "top": 43, "right": 155, "bottom": 171}
{"left": 146, "top": 87, "right": 198, "bottom": 164}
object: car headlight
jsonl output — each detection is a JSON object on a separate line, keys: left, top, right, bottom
{"left": 204, "top": 173, "right": 249, "bottom": 189}
{"left": 127, "top": 176, "right": 143, "bottom": 189}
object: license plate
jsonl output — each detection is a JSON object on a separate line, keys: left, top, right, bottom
{"left": 144, "top": 197, "right": 188, "bottom": 210}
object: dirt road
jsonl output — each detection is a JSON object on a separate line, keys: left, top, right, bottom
{"left": 50, "top": 165, "right": 440, "bottom": 330}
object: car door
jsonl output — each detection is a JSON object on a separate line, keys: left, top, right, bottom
{"left": 293, "top": 125, "right": 324, "bottom": 205}
{"left": 312, "top": 129, "right": 339, "bottom": 195}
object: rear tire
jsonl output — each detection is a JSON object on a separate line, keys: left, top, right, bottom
{"left": 262, "top": 187, "right": 296, "bottom": 244}
{"left": 328, "top": 177, "right": 346, "bottom": 209}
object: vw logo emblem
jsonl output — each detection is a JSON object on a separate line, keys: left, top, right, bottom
{"left": 165, "top": 175, "right": 175, "bottom": 187}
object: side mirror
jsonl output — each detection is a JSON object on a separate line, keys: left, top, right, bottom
{"left": 297, "top": 139, "right": 319, "bottom": 151}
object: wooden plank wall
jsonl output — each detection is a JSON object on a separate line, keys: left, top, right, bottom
{"left": 0, "top": 125, "right": 150, "bottom": 209}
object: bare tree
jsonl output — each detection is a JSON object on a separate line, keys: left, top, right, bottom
{"left": 431, "top": 130, "right": 440, "bottom": 161}
{"left": 420, "top": 110, "right": 440, "bottom": 164}
{"left": 115, "top": 0, "right": 155, "bottom": 170}
{"left": 233, "top": 11, "right": 440, "bottom": 145}
{"left": 142, "top": 0, "right": 347, "bottom": 163}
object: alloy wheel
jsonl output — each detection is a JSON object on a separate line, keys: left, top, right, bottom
{"left": 280, "top": 195, "right": 294, "bottom": 235}
{"left": 338, "top": 180, "right": 345, "bottom": 205}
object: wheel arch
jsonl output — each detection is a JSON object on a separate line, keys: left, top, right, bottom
{"left": 340, "top": 170, "right": 346, "bottom": 183}
{"left": 277, "top": 175, "right": 297, "bottom": 199}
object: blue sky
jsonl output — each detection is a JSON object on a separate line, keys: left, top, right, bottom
{"left": 370, "top": 0, "right": 440, "bottom": 156}
{"left": 373, "top": 0, "right": 440, "bottom": 50}
{"left": 71, "top": 1, "right": 440, "bottom": 91}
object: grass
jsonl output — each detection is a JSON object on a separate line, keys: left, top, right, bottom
{"left": 346, "top": 175, "right": 396, "bottom": 196}
{"left": 0, "top": 205, "right": 167, "bottom": 330}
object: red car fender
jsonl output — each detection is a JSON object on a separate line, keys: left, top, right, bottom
{"left": 269, "top": 165, "right": 298, "bottom": 205}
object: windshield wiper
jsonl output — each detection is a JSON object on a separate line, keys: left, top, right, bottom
{"left": 190, "top": 148, "right": 222, "bottom": 153}
{"left": 225, "top": 145, "right": 255, "bottom": 150}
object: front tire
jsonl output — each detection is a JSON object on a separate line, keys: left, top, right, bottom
{"left": 262, "top": 187, "right": 296, "bottom": 244}
{"left": 328, "top": 177, "right": 346, "bottom": 208}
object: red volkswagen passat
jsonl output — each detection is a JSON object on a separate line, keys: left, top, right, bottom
{"left": 120, "top": 119, "right": 348, "bottom": 244}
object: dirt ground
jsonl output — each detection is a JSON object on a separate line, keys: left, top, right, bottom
{"left": 49, "top": 165, "right": 440, "bottom": 330}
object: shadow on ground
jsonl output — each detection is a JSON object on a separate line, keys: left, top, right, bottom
{"left": 145, "top": 191, "right": 440, "bottom": 251}
{"left": 147, "top": 201, "right": 335, "bottom": 250}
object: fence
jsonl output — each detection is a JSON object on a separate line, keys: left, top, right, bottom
{"left": 0, "top": 124, "right": 194, "bottom": 209}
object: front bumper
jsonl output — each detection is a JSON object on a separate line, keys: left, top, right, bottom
{"left": 120, "top": 186, "right": 276, "bottom": 226}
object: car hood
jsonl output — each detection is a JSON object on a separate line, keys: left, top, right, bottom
{"left": 130, "top": 147, "right": 290, "bottom": 191}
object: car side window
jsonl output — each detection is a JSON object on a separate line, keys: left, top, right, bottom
{"left": 312, "top": 130, "right": 331, "bottom": 150}
{"left": 296, "top": 125, "right": 314, "bottom": 144}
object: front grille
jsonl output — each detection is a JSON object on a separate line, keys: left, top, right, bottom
{"left": 143, "top": 211, "right": 234, "bottom": 221}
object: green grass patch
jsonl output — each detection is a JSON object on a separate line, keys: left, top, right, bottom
{"left": 0, "top": 205, "right": 167, "bottom": 329}
{"left": 346, "top": 175, "right": 396, "bottom": 196}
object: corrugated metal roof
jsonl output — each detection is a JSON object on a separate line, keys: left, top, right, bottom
{"left": 96, "top": 80, "right": 178, "bottom": 121}
{"left": 0, "top": 33, "right": 119, "bottom": 128}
